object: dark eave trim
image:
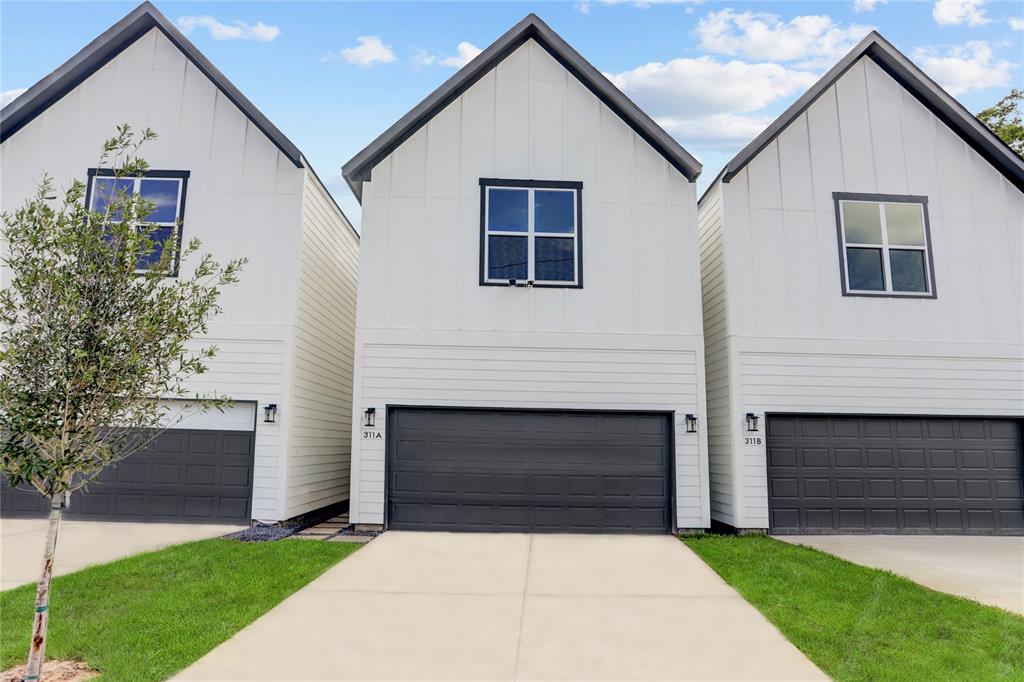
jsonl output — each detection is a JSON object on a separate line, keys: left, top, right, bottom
{"left": 715, "top": 31, "right": 1024, "bottom": 193}
{"left": 341, "top": 13, "right": 701, "bottom": 203}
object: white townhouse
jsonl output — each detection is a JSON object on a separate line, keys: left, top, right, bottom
{"left": 698, "top": 32, "right": 1024, "bottom": 535}
{"left": 0, "top": 2, "right": 359, "bottom": 525}
{"left": 343, "top": 14, "right": 710, "bottom": 533}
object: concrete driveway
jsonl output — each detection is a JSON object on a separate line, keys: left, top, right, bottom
{"left": 1, "top": 518, "right": 242, "bottom": 591}
{"left": 177, "top": 532, "right": 824, "bottom": 681}
{"left": 777, "top": 535, "right": 1024, "bottom": 615}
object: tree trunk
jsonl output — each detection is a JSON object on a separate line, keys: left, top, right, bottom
{"left": 23, "top": 493, "right": 63, "bottom": 682}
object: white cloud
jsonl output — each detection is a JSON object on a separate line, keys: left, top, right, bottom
{"left": 1, "top": 88, "right": 27, "bottom": 107}
{"left": 607, "top": 56, "right": 818, "bottom": 118}
{"left": 914, "top": 41, "right": 1013, "bottom": 94}
{"left": 440, "top": 42, "right": 482, "bottom": 68}
{"left": 413, "top": 42, "right": 483, "bottom": 69}
{"left": 853, "top": 0, "right": 886, "bottom": 13}
{"left": 597, "top": 0, "right": 702, "bottom": 5}
{"left": 412, "top": 49, "right": 437, "bottom": 67}
{"left": 575, "top": 2, "right": 592, "bottom": 14}
{"left": 323, "top": 36, "right": 397, "bottom": 66}
{"left": 696, "top": 9, "right": 872, "bottom": 68}
{"left": 932, "top": 0, "right": 990, "bottom": 26}
{"left": 176, "top": 15, "right": 280, "bottom": 42}
{"left": 657, "top": 112, "right": 773, "bottom": 148}
{"left": 1009, "top": 17, "right": 1024, "bottom": 31}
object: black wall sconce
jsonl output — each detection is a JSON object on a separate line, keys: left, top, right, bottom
{"left": 685, "top": 413, "right": 698, "bottom": 433}
{"left": 745, "top": 412, "right": 759, "bottom": 432}
{"left": 263, "top": 403, "right": 278, "bottom": 423}
{"left": 364, "top": 407, "right": 376, "bottom": 428}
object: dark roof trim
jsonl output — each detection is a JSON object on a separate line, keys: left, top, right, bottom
{"left": 342, "top": 13, "right": 701, "bottom": 202}
{"left": 1, "top": 1, "right": 303, "bottom": 166}
{"left": 1, "top": 2, "right": 358, "bottom": 239}
{"left": 714, "top": 31, "right": 1024, "bottom": 193}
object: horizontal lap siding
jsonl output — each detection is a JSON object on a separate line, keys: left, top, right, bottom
{"left": 357, "top": 341, "right": 704, "bottom": 528}
{"left": 285, "top": 173, "right": 359, "bottom": 518}
{"left": 698, "top": 184, "right": 736, "bottom": 525}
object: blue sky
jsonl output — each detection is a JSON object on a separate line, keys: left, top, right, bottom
{"left": 2, "top": 1, "right": 1022, "bottom": 226}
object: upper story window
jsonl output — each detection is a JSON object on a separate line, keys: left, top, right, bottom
{"left": 86, "top": 169, "right": 190, "bottom": 275}
{"left": 480, "top": 179, "right": 582, "bottom": 288}
{"left": 833, "top": 193, "right": 935, "bottom": 298}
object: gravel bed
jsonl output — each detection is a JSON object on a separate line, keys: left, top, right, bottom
{"left": 225, "top": 524, "right": 298, "bottom": 543}
{"left": 333, "top": 527, "right": 380, "bottom": 538}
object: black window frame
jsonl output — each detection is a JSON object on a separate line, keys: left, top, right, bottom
{"left": 479, "top": 178, "right": 583, "bottom": 289}
{"left": 832, "top": 192, "right": 937, "bottom": 299}
{"left": 84, "top": 168, "right": 190, "bottom": 277}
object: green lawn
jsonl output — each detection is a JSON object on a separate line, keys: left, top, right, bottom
{"left": 1, "top": 538, "right": 359, "bottom": 681}
{"left": 683, "top": 534, "right": 1024, "bottom": 681}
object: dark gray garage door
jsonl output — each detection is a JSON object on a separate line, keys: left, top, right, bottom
{"left": 1, "top": 428, "right": 254, "bottom": 523}
{"left": 767, "top": 415, "right": 1023, "bottom": 534}
{"left": 387, "top": 408, "right": 673, "bottom": 533}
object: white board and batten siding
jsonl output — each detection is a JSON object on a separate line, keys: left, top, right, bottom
{"left": 701, "top": 55, "right": 1024, "bottom": 529}
{"left": 1, "top": 27, "right": 359, "bottom": 522}
{"left": 351, "top": 39, "right": 710, "bottom": 528}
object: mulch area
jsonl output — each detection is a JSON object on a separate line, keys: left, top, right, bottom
{"left": 1, "top": 660, "right": 98, "bottom": 682}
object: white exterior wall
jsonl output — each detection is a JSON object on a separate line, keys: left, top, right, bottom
{"left": 284, "top": 171, "right": 359, "bottom": 518}
{"left": 350, "top": 39, "right": 709, "bottom": 528}
{"left": 705, "top": 56, "right": 1024, "bottom": 528}
{"left": 0, "top": 28, "right": 312, "bottom": 522}
{"left": 697, "top": 183, "right": 738, "bottom": 527}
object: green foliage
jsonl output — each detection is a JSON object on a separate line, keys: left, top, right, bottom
{"left": 978, "top": 89, "right": 1024, "bottom": 157}
{"left": 0, "top": 539, "right": 359, "bottom": 680}
{"left": 0, "top": 125, "right": 246, "bottom": 496}
{"left": 683, "top": 535, "right": 1024, "bottom": 681}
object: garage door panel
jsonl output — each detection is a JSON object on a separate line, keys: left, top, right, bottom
{"left": 801, "top": 448, "right": 830, "bottom": 467}
{"left": 866, "top": 449, "right": 894, "bottom": 467}
{"left": 958, "top": 421, "right": 987, "bottom": 439}
{"left": 996, "top": 480, "right": 1023, "bottom": 499}
{"left": 994, "top": 450, "right": 1021, "bottom": 469}
{"left": 387, "top": 408, "right": 672, "bottom": 533}
{"left": 768, "top": 447, "right": 797, "bottom": 467}
{"left": 767, "top": 416, "right": 1023, "bottom": 535}
{"left": 894, "top": 420, "right": 923, "bottom": 439}
{"left": 870, "top": 509, "right": 898, "bottom": 528}
{"left": 897, "top": 449, "right": 925, "bottom": 468}
{"left": 868, "top": 478, "right": 896, "bottom": 498}
{"left": 999, "top": 509, "right": 1024, "bottom": 528}
{"left": 990, "top": 421, "right": 1019, "bottom": 440}
{"left": 803, "top": 479, "right": 831, "bottom": 498}
{"left": 930, "top": 450, "right": 957, "bottom": 468}
{"left": 770, "top": 477, "right": 798, "bottom": 498}
{"left": 831, "top": 419, "right": 860, "bottom": 438}
{"left": 835, "top": 449, "right": 863, "bottom": 467}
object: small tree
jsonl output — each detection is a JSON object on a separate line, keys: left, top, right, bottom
{"left": 978, "top": 89, "right": 1023, "bottom": 157}
{"left": 0, "top": 126, "right": 245, "bottom": 680}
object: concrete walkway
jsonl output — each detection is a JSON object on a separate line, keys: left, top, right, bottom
{"left": 1, "top": 518, "right": 242, "bottom": 591}
{"left": 777, "top": 535, "right": 1024, "bottom": 615}
{"left": 177, "top": 532, "right": 824, "bottom": 681}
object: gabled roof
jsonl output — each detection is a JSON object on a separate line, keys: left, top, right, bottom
{"left": 705, "top": 30, "right": 1024, "bottom": 200}
{"left": 342, "top": 13, "right": 702, "bottom": 202}
{"left": 0, "top": 1, "right": 302, "bottom": 167}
